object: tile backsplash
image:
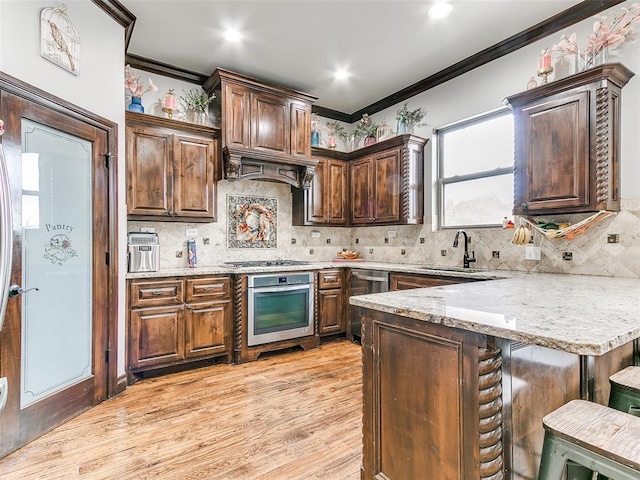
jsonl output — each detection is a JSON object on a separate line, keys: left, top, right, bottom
{"left": 128, "top": 180, "right": 640, "bottom": 278}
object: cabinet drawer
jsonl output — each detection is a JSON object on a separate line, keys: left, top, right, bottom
{"left": 131, "top": 279, "right": 184, "bottom": 308}
{"left": 318, "top": 270, "right": 343, "bottom": 289}
{"left": 186, "top": 277, "right": 231, "bottom": 302}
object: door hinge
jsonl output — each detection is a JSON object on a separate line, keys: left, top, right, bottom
{"left": 105, "top": 252, "right": 109, "bottom": 265}
{"left": 105, "top": 152, "right": 115, "bottom": 168}
{"left": 105, "top": 349, "right": 110, "bottom": 363}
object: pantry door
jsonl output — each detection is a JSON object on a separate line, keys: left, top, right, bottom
{"left": 0, "top": 82, "right": 115, "bottom": 459}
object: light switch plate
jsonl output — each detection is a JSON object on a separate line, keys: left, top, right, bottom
{"left": 185, "top": 228, "right": 198, "bottom": 237}
{"left": 525, "top": 246, "right": 541, "bottom": 261}
{"left": 388, "top": 230, "right": 397, "bottom": 238}
{"left": 140, "top": 227, "right": 155, "bottom": 233}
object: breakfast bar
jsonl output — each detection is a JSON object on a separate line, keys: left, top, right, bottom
{"left": 350, "top": 273, "right": 640, "bottom": 480}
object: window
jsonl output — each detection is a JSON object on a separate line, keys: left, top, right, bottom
{"left": 435, "top": 108, "right": 513, "bottom": 229}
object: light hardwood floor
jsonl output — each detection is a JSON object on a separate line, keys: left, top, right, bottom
{"left": 0, "top": 340, "right": 362, "bottom": 479}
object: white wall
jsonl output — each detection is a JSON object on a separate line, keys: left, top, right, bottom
{"left": 0, "top": 0, "right": 127, "bottom": 376}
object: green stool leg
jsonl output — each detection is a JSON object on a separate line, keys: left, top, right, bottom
{"left": 539, "top": 434, "right": 568, "bottom": 480}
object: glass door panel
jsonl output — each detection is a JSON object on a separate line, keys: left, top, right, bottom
{"left": 20, "top": 119, "right": 93, "bottom": 407}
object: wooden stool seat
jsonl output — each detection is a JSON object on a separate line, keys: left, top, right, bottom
{"left": 538, "top": 400, "right": 640, "bottom": 480}
{"left": 610, "top": 366, "right": 640, "bottom": 416}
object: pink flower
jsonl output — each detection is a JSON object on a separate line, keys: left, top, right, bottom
{"left": 124, "top": 65, "right": 159, "bottom": 98}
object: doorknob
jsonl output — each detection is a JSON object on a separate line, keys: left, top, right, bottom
{"left": 8, "top": 285, "right": 39, "bottom": 298}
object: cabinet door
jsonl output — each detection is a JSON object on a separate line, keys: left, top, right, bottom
{"left": 318, "top": 288, "right": 345, "bottom": 335}
{"left": 223, "top": 82, "right": 251, "bottom": 148}
{"left": 184, "top": 299, "right": 232, "bottom": 359}
{"left": 372, "top": 149, "right": 401, "bottom": 223}
{"left": 327, "top": 159, "right": 348, "bottom": 224}
{"left": 306, "top": 158, "right": 328, "bottom": 223}
{"left": 290, "top": 101, "right": 311, "bottom": 157}
{"left": 126, "top": 126, "right": 173, "bottom": 216}
{"left": 250, "top": 91, "right": 290, "bottom": 154}
{"left": 350, "top": 157, "right": 374, "bottom": 224}
{"left": 172, "top": 134, "right": 216, "bottom": 219}
{"left": 129, "top": 305, "right": 184, "bottom": 369}
{"left": 515, "top": 90, "right": 589, "bottom": 215}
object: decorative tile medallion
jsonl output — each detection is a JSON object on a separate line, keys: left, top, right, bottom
{"left": 227, "top": 195, "right": 277, "bottom": 249}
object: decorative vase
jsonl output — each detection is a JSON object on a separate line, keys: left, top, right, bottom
{"left": 585, "top": 46, "right": 608, "bottom": 71}
{"left": 327, "top": 135, "right": 337, "bottom": 149}
{"left": 397, "top": 120, "right": 407, "bottom": 135}
{"left": 128, "top": 96, "right": 144, "bottom": 113}
{"left": 311, "top": 130, "right": 320, "bottom": 147}
{"left": 187, "top": 109, "right": 208, "bottom": 126}
{"left": 364, "top": 135, "right": 377, "bottom": 147}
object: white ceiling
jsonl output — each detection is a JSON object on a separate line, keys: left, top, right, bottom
{"left": 122, "top": 0, "right": 583, "bottom": 114}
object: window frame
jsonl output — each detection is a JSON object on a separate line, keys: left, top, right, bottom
{"left": 435, "top": 107, "right": 514, "bottom": 230}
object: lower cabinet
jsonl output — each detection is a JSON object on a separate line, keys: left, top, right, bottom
{"left": 390, "top": 273, "right": 475, "bottom": 290}
{"left": 318, "top": 270, "right": 345, "bottom": 336}
{"left": 128, "top": 275, "right": 232, "bottom": 380}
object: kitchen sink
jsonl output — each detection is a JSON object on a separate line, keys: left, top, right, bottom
{"left": 419, "top": 265, "right": 488, "bottom": 273}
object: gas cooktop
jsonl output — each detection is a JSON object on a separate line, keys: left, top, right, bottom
{"left": 222, "top": 260, "right": 311, "bottom": 268}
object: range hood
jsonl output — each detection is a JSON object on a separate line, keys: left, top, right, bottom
{"left": 222, "top": 146, "right": 318, "bottom": 189}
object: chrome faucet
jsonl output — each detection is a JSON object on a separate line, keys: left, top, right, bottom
{"left": 452, "top": 230, "right": 476, "bottom": 269}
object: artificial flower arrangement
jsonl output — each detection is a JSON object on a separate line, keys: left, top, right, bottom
{"left": 553, "top": 4, "right": 640, "bottom": 69}
{"left": 352, "top": 113, "right": 379, "bottom": 140}
{"left": 395, "top": 103, "right": 427, "bottom": 132}
{"left": 324, "top": 119, "right": 349, "bottom": 149}
{"left": 179, "top": 88, "right": 216, "bottom": 113}
{"left": 124, "top": 64, "right": 158, "bottom": 98}
{"left": 311, "top": 115, "right": 322, "bottom": 133}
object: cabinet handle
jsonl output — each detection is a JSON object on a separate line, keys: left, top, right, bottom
{"left": 151, "top": 290, "right": 169, "bottom": 295}
{"left": 199, "top": 285, "right": 221, "bottom": 291}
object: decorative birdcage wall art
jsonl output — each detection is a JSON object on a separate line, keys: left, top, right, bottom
{"left": 40, "top": 3, "right": 80, "bottom": 75}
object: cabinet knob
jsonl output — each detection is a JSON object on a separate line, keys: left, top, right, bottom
{"left": 520, "top": 203, "right": 527, "bottom": 210}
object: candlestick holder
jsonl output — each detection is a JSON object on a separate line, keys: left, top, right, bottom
{"left": 161, "top": 106, "right": 178, "bottom": 119}
{"left": 537, "top": 66, "right": 553, "bottom": 85}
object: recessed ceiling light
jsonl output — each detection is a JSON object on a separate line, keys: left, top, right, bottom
{"left": 223, "top": 28, "right": 243, "bottom": 42}
{"left": 427, "top": 2, "right": 453, "bottom": 20}
{"left": 334, "top": 69, "right": 350, "bottom": 80}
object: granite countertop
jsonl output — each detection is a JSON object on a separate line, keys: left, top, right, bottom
{"left": 349, "top": 272, "right": 640, "bottom": 356}
{"left": 125, "top": 261, "right": 510, "bottom": 280}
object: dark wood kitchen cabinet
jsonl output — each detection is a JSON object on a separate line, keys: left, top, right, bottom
{"left": 389, "top": 272, "right": 475, "bottom": 290}
{"left": 350, "top": 134, "right": 427, "bottom": 225}
{"left": 317, "top": 270, "right": 346, "bottom": 336}
{"left": 126, "top": 112, "right": 219, "bottom": 222}
{"left": 292, "top": 149, "right": 349, "bottom": 226}
{"left": 505, "top": 63, "right": 634, "bottom": 216}
{"left": 127, "top": 276, "right": 232, "bottom": 382}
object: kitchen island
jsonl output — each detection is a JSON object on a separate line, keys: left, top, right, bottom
{"left": 350, "top": 273, "right": 640, "bottom": 480}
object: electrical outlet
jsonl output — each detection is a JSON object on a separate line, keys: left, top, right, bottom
{"left": 388, "top": 230, "right": 397, "bottom": 238}
{"left": 492, "top": 251, "right": 500, "bottom": 259}
{"left": 525, "top": 246, "right": 541, "bottom": 261}
{"left": 176, "top": 251, "right": 183, "bottom": 258}
{"left": 419, "top": 237, "right": 425, "bottom": 244}
{"left": 440, "top": 249, "right": 447, "bottom": 256}
{"left": 562, "top": 251, "right": 573, "bottom": 261}
{"left": 310, "top": 231, "right": 321, "bottom": 238}
{"left": 140, "top": 227, "right": 155, "bottom": 233}
{"left": 185, "top": 228, "right": 198, "bottom": 237}
{"left": 607, "top": 234, "right": 619, "bottom": 244}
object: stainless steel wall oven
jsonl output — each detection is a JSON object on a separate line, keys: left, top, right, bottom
{"left": 247, "top": 272, "right": 314, "bottom": 346}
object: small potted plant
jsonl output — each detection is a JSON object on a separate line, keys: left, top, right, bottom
{"left": 395, "top": 103, "right": 427, "bottom": 134}
{"left": 352, "top": 114, "right": 379, "bottom": 147}
{"left": 179, "top": 88, "right": 216, "bottom": 125}
{"left": 325, "top": 120, "right": 349, "bottom": 150}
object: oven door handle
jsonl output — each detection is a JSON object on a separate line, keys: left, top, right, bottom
{"left": 250, "top": 283, "right": 312, "bottom": 294}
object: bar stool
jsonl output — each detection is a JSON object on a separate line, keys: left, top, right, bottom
{"left": 538, "top": 400, "right": 640, "bottom": 480}
{"left": 609, "top": 366, "right": 640, "bottom": 417}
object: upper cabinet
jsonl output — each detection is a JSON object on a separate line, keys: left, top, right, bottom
{"left": 126, "top": 112, "right": 219, "bottom": 222}
{"left": 204, "top": 68, "right": 317, "bottom": 188}
{"left": 351, "top": 135, "right": 427, "bottom": 226}
{"left": 505, "top": 63, "right": 634, "bottom": 216}
{"left": 292, "top": 149, "right": 349, "bottom": 226}
{"left": 293, "top": 135, "right": 428, "bottom": 226}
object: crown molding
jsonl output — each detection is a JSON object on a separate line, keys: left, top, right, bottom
{"left": 98, "top": 0, "right": 624, "bottom": 122}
